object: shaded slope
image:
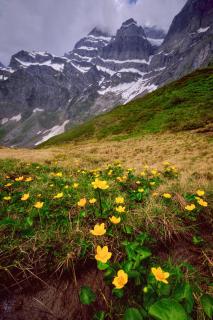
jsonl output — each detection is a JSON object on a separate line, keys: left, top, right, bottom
{"left": 39, "top": 67, "right": 213, "bottom": 147}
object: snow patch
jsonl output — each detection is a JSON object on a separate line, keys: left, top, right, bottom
{"left": 1, "top": 118, "right": 9, "bottom": 125}
{"left": 77, "top": 46, "right": 98, "bottom": 51}
{"left": 15, "top": 58, "right": 64, "bottom": 72}
{"left": 0, "top": 75, "right": 8, "bottom": 80}
{"left": 197, "top": 26, "right": 210, "bottom": 33}
{"left": 147, "top": 38, "right": 164, "bottom": 46}
{"left": 10, "top": 114, "right": 22, "bottom": 122}
{"left": 35, "top": 120, "right": 69, "bottom": 145}
{"left": 98, "top": 57, "right": 151, "bottom": 64}
{"left": 98, "top": 78, "right": 157, "bottom": 104}
{"left": 88, "top": 35, "right": 111, "bottom": 42}
{"left": 33, "top": 108, "right": 44, "bottom": 113}
{"left": 70, "top": 62, "right": 91, "bottom": 73}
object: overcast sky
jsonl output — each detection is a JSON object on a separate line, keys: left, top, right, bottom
{"left": 0, "top": 0, "right": 187, "bottom": 65}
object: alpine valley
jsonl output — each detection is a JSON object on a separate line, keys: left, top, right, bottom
{"left": 0, "top": 0, "right": 212, "bottom": 147}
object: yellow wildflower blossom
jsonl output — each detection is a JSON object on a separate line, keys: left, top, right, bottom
{"left": 53, "top": 192, "right": 63, "bottom": 199}
{"left": 185, "top": 204, "right": 196, "bottom": 211}
{"left": 21, "top": 193, "right": 30, "bottom": 201}
{"left": 140, "top": 171, "right": 146, "bottom": 177}
{"left": 5, "top": 183, "right": 12, "bottom": 187}
{"left": 15, "top": 176, "right": 24, "bottom": 182}
{"left": 25, "top": 177, "right": 33, "bottom": 182}
{"left": 89, "top": 198, "right": 97, "bottom": 204}
{"left": 90, "top": 223, "right": 106, "bottom": 236}
{"left": 3, "top": 196, "right": 11, "bottom": 201}
{"left": 115, "top": 196, "right": 124, "bottom": 204}
{"left": 34, "top": 202, "right": 44, "bottom": 209}
{"left": 112, "top": 270, "right": 128, "bottom": 289}
{"left": 109, "top": 216, "right": 121, "bottom": 224}
{"left": 138, "top": 188, "right": 144, "bottom": 193}
{"left": 197, "top": 199, "right": 208, "bottom": 207}
{"left": 95, "top": 246, "right": 112, "bottom": 264}
{"left": 73, "top": 183, "right": 79, "bottom": 188}
{"left": 115, "top": 206, "right": 126, "bottom": 213}
{"left": 163, "top": 193, "right": 172, "bottom": 199}
{"left": 151, "top": 267, "right": 170, "bottom": 284}
{"left": 77, "top": 198, "right": 87, "bottom": 207}
{"left": 196, "top": 190, "right": 205, "bottom": 197}
{"left": 92, "top": 179, "right": 109, "bottom": 190}
{"left": 150, "top": 182, "right": 155, "bottom": 186}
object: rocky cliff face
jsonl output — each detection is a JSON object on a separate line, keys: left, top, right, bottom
{"left": 0, "top": 0, "right": 212, "bottom": 147}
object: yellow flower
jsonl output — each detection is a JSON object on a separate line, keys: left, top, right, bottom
{"left": 185, "top": 204, "right": 196, "bottom": 211}
{"left": 150, "top": 182, "right": 155, "bottom": 186}
{"left": 64, "top": 185, "right": 69, "bottom": 189}
{"left": 140, "top": 171, "right": 146, "bottom": 177}
{"left": 73, "top": 183, "right": 79, "bottom": 189}
{"left": 115, "top": 196, "right": 124, "bottom": 204}
{"left": 163, "top": 193, "right": 172, "bottom": 199}
{"left": 109, "top": 216, "right": 121, "bottom": 224}
{"left": 90, "top": 223, "right": 106, "bottom": 236}
{"left": 5, "top": 183, "right": 12, "bottom": 187}
{"left": 163, "top": 161, "right": 170, "bottom": 166}
{"left": 21, "top": 193, "right": 30, "bottom": 201}
{"left": 108, "top": 170, "right": 113, "bottom": 176}
{"left": 89, "top": 198, "right": 97, "bottom": 204}
{"left": 136, "top": 181, "right": 141, "bottom": 185}
{"left": 56, "top": 172, "right": 62, "bottom": 177}
{"left": 34, "top": 201, "right": 44, "bottom": 209}
{"left": 144, "top": 165, "right": 149, "bottom": 170}
{"left": 3, "top": 196, "right": 11, "bottom": 201}
{"left": 37, "top": 194, "right": 42, "bottom": 198}
{"left": 151, "top": 267, "right": 170, "bottom": 284}
{"left": 115, "top": 206, "right": 126, "bottom": 213}
{"left": 196, "top": 190, "right": 205, "bottom": 197}
{"left": 50, "top": 184, "right": 54, "bottom": 187}
{"left": 112, "top": 270, "right": 128, "bottom": 289}
{"left": 95, "top": 246, "right": 112, "bottom": 264}
{"left": 197, "top": 199, "right": 208, "bottom": 207}
{"left": 5, "top": 175, "right": 10, "bottom": 179}
{"left": 25, "top": 177, "right": 33, "bottom": 182}
{"left": 117, "top": 176, "right": 127, "bottom": 183}
{"left": 77, "top": 198, "right": 87, "bottom": 207}
{"left": 138, "top": 188, "right": 144, "bottom": 193}
{"left": 53, "top": 192, "right": 63, "bottom": 199}
{"left": 15, "top": 176, "right": 24, "bottom": 182}
{"left": 151, "top": 169, "right": 158, "bottom": 176}
{"left": 91, "top": 179, "right": 109, "bottom": 190}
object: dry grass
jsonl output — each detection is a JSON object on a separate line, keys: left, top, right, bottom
{"left": 1, "top": 131, "right": 212, "bottom": 173}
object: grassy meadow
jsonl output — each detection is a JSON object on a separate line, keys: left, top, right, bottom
{"left": 0, "top": 67, "right": 212, "bottom": 319}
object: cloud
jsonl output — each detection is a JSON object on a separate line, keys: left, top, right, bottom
{"left": 0, "top": 0, "right": 187, "bottom": 65}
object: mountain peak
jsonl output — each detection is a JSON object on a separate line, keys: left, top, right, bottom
{"left": 88, "top": 27, "right": 111, "bottom": 38}
{"left": 122, "top": 18, "right": 137, "bottom": 28}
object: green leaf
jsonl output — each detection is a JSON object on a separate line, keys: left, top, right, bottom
{"left": 201, "top": 294, "right": 213, "bottom": 319}
{"left": 137, "top": 247, "right": 151, "bottom": 260}
{"left": 97, "top": 261, "right": 109, "bottom": 270}
{"left": 26, "top": 216, "right": 33, "bottom": 226}
{"left": 79, "top": 286, "right": 96, "bottom": 305}
{"left": 149, "top": 298, "right": 188, "bottom": 320}
{"left": 173, "top": 282, "right": 194, "bottom": 313}
{"left": 123, "top": 225, "right": 133, "bottom": 234}
{"left": 124, "top": 308, "right": 143, "bottom": 320}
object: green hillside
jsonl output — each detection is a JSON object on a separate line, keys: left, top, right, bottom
{"left": 39, "top": 67, "right": 213, "bottom": 147}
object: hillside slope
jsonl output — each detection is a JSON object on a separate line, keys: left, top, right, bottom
{"left": 40, "top": 67, "right": 213, "bottom": 147}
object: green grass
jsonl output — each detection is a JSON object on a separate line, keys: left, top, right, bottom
{"left": 39, "top": 67, "right": 213, "bottom": 147}
{"left": 0, "top": 159, "right": 212, "bottom": 319}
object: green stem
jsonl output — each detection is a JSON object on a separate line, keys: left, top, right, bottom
{"left": 98, "top": 189, "right": 103, "bottom": 216}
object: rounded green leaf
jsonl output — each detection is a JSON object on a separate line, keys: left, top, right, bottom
{"left": 149, "top": 298, "right": 188, "bottom": 320}
{"left": 201, "top": 294, "right": 213, "bottom": 319}
{"left": 124, "top": 308, "right": 143, "bottom": 320}
{"left": 79, "top": 286, "right": 96, "bottom": 305}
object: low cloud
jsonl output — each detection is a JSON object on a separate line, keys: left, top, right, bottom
{"left": 0, "top": 0, "right": 187, "bottom": 65}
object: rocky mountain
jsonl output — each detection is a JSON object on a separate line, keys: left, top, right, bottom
{"left": 0, "top": 0, "right": 212, "bottom": 147}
